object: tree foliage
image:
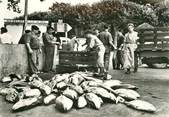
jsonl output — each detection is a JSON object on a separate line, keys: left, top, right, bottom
{"left": 3, "top": 0, "right": 21, "bottom": 13}
{"left": 1, "top": 0, "right": 46, "bottom": 13}
{"left": 15, "top": 0, "right": 169, "bottom": 36}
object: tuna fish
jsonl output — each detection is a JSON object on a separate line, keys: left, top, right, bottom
{"left": 103, "top": 80, "right": 122, "bottom": 88}
{"left": 12, "top": 97, "right": 40, "bottom": 111}
{"left": 56, "top": 82, "right": 67, "bottom": 90}
{"left": 85, "top": 93, "right": 102, "bottom": 110}
{"left": 115, "top": 89, "right": 140, "bottom": 100}
{"left": 69, "top": 74, "right": 84, "bottom": 85}
{"left": 77, "top": 95, "right": 87, "bottom": 108}
{"left": 124, "top": 100, "right": 156, "bottom": 113}
{"left": 87, "top": 87, "right": 116, "bottom": 102}
{"left": 112, "top": 84, "right": 138, "bottom": 90}
{"left": 63, "top": 88, "right": 78, "bottom": 100}
{"left": 29, "top": 79, "right": 51, "bottom": 95}
{"left": 44, "top": 94, "right": 56, "bottom": 105}
{"left": 24, "top": 89, "right": 41, "bottom": 97}
{"left": 55, "top": 95, "right": 73, "bottom": 112}
{"left": 53, "top": 74, "right": 70, "bottom": 83}
{"left": 69, "top": 85, "right": 84, "bottom": 95}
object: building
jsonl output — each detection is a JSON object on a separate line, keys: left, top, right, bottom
{"left": 4, "top": 19, "right": 49, "bottom": 44}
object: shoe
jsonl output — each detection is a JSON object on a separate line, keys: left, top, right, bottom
{"left": 133, "top": 68, "right": 137, "bottom": 73}
{"left": 125, "top": 71, "right": 130, "bottom": 74}
{"left": 125, "top": 69, "right": 131, "bottom": 74}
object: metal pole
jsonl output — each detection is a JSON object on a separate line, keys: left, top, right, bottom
{"left": 22, "top": 0, "right": 28, "bottom": 34}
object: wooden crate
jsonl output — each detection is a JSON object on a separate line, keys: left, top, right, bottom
{"left": 56, "top": 51, "right": 98, "bottom": 73}
{"left": 59, "top": 51, "right": 97, "bottom": 66}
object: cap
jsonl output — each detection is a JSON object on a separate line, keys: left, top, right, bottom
{"left": 127, "top": 23, "right": 134, "bottom": 27}
{"left": 31, "top": 25, "right": 39, "bottom": 31}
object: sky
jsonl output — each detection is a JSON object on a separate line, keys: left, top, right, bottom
{"left": 0, "top": 0, "right": 101, "bottom": 19}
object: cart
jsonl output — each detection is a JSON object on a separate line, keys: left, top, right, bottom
{"left": 136, "top": 27, "right": 169, "bottom": 69}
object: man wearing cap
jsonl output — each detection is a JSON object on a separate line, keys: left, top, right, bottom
{"left": 42, "top": 26, "right": 60, "bottom": 72}
{"left": 24, "top": 25, "right": 41, "bottom": 74}
{"left": 122, "top": 23, "right": 139, "bottom": 74}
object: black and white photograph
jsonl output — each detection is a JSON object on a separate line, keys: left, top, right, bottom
{"left": 0, "top": 0, "right": 169, "bottom": 117}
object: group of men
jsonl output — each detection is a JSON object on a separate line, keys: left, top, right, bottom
{"left": 1, "top": 23, "right": 137, "bottom": 76}
{"left": 84, "top": 23, "right": 139, "bottom": 76}
{"left": 19, "top": 25, "right": 59, "bottom": 74}
{"left": 18, "top": 24, "right": 118, "bottom": 75}
{"left": 83, "top": 25, "right": 117, "bottom": 77}
{"left": 20, "top": 24, "right": 118, "bottom": 76}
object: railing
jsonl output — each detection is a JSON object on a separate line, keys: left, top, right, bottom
{"left": 138, "top": 27, "right": 169, "bottom": 51}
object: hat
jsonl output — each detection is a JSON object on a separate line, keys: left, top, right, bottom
{"left": 31, "top": 25, "right": 39, "bottom": 31}
{"left": 127, "top": 23, "right": 134, "bottom": 27}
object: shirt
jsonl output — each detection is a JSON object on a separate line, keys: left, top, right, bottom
{"left": 18, "top": 33, "right": 29, "bottom": 44}
{"left": 87, "top": 35, "right": 103, "bottom": 49}
{"left": 125, "top": 31, "right": 139, "bottom": 44}
{"left": 98, "top": 31, "right": 113, "bottom": 46}
{"left": 42, "top": 33, "right": 56, "bottom": 46}
{"left": 0, "top": 33, "right": 12, "bottom": 44}
{"left": 25, "top": 32, "right": 41, "bottom": 49}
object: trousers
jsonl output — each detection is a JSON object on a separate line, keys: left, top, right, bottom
{"left": 28, "top": 49, "right": 39, "bottom": 74}
{"left": 43, "top": 46, "right": 55, "bottom": 72}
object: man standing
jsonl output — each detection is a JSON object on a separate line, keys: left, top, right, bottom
{"left": 0, "top": 27, "right": 12, "bottom": 44}
{"left": 24, "top": 25, "right": 41, "bottom": 74}
{"left": 42, "top": 26, "right": 60, "bottom": 72}
{"left": 98, "top": 25, "right": 116, "bottom": 72}
{"left": 122, "top": 23, "right": 139, "bottom": 74}
{"left": 116, "top": 30, "right": 125, "bottom": 69}
{"left": 84, "top": 30, "right": 106, "bottom": 76}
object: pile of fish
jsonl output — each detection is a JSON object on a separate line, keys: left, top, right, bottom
{"left": 0, "top": 72, "right": 156, "bottom": 113}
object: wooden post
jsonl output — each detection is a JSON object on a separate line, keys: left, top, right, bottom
{"left": 22, "top": 0, "right": 28, "bottom": 34}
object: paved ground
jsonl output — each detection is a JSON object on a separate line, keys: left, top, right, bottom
{"left": 0, "top": 68, "right": 169, "bottom": 117}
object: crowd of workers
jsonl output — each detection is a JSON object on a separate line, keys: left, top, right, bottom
{"left": 83, "top": 23, "right": 139, "bottom": 76}
{"left": 0, "top": 23, "right": 139, "bottom": 76}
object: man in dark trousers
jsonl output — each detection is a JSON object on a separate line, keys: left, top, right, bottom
{"left": 98, "top": 25, "right": 116, "bottom": 72}
{"left": 24, "top": 25, "right": 41, "bottom": 74}
{"left": 116, "top": 30, "right": 125, "bottom": 69}
{"left": 42, "top": 26, "right": 60, "bottom": 72}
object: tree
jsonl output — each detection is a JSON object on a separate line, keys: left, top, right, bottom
{"left": 15, "top": 0, "right": 169, "bottom": 36}
{"left": 1, "top": 0, "right": 46, "bottom": 13}
{"left": 0, "top": 0, "right": 22, "bottom": 13}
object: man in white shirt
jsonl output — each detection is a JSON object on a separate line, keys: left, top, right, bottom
{"left": 83, "top": 30, "right": 106, "bottom": 76}
{"left": 0, "top": 27, "right": 12, "bottom": 44}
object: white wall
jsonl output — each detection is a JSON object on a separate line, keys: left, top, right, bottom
{"left": 6, "top": 23, "right": 48, "bottom": 44}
